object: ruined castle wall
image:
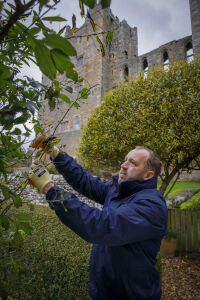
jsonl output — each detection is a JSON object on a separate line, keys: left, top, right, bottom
{"left": 138, "top": 36, "right": 193, "bottom": 72}
{"left": 190, "top": 0, "right": 200, "bottom": 57}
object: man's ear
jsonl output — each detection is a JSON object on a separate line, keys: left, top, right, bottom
{"left": 144, "top": 170, "right": 154, "bottom": 180}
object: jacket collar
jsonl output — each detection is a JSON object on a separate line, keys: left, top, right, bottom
{"left": 112, "top": 175, "right": 158, "bottom": 198}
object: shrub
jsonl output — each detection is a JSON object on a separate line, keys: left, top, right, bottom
{"left": 180, "top": 191, "right": 200, "bottom": 211}
{"left": 163, "top": 227, "right": 177, "bottom": 241}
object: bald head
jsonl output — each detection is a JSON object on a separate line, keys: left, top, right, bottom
{"left": 118, "top": 147, "right": 161, "bottom": 184}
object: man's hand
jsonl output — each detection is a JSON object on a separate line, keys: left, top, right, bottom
{"left": 28, "top": 161, "right": 54, "bottom": 194}
{"left": 30, "top": 136, "right": 60, "bottom": 159}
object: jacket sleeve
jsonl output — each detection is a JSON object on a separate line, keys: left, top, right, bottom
{"left": 46, "top": 187, "right": 167, "bottom": 246}
{"left": 52, "top": 152, "right": 111, "bottom": 205}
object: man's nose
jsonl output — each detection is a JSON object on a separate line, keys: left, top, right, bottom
{"left": 121, "top": 161, "right": 128, "bottom": 169}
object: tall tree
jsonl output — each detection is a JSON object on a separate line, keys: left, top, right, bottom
{"left": 79, "top": 59, "right": 200, "bottom": 195}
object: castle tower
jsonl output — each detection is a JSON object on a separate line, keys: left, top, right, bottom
{"left": 39, "top": 1, "right": 200, "bottom": 158}
{"left": 189, "top": 0, "right": 200, "bottom": 56}
{"left": 39, "top": 4, "right": 138, "bottom": 157}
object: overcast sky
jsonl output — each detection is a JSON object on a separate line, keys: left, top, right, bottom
{"left": 21, "top": 0, "right": 192, "bottom": 82}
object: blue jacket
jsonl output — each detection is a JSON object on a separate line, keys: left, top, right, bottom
{"left": 46, "top": 153, "right": 168, "bottom": 300}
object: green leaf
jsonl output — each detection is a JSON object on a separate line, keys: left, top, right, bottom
{"left": 38, "top": 0, "right": 49, "bottom": 4}
{"left": 73, "top": 102, "right": 80, "bottom": 108}
{"left": 16, "top": 213, "right": 31, "bottom": 221}
{"left": 82, "top": 0, "right": 96, "bottom": 8}
{"left": 58, "top": 25, "right": 66, "bottom": 35}
{"left": 80, "top": 88, "right": 90, "bottom": 99}
{"left": 50, "top": 49, "right": 74, "bottom": 73}
{"left": 58, "top": 94, "right": 71, "bottom": 104}
{"left": 100, "top": 0, "right": 111, "bottom": 8}
{"left": 1, "top": 185, "right": 10, "bottom": 200}
{"left": 0, "top": 2, "right": 3, "bottom": 12}
{"left": 43, "top": 34, "right": 77, "bottom": 56}
{"left": 63, "top": 86, "right": 73, "bottom": 93}
{"left": 34, "top": 40, "right": 56, "bottom": 80}
{"left": 15, "top": 222, "right": 33, "bottom": 235}
{"left": 105, "top": 31, "right": 113, "bottom": 45}
{"left": 10, "top": 192, "right": 22, "bottom": 208}
{"left": 48, "top": 97, "right": 56, "bottom": 111}
{"left": 11, "top": 128, "right": 21, "bottom": 135}
{"left": 96, "top": 36, "right": 105, "bottom": 57}
{"left": 0, "top": 216, "right": 10, "bottom": 230}
{"left": 34, "top": 123, "right": 44, "bottom": 135}
{"left": 42, "top": 16, "right": 67, "bottom": 22}
{"left": 0, "top": 65, "right": 11, "bottom": 80}
{"left": 65, "top": 69, "right": 78, "bottom": 82}
{"left": 28, "top": 27, "right": 41, "bottom": 36}
{"left": 79, "top": 0, "right": 85, "bottom": 18}
{"left": 87, "top": 11, "right": 95, "bottom": 32}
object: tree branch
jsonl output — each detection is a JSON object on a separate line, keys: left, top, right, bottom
{"left": 0, "top": 0, "right": 37, "bottom": 44}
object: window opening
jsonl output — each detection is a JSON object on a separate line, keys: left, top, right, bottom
{"left": 124, "top": 51, "right": 128, "bottom": 59}
{"left": 124, "top": 65, "right": 129, "bottom": 78}
{"left": 77, "top": 56, "right": 83, "bottom": 67}
{"left": 186, "top": 42, "right": 194, "bottom": 63}
{"left": 74, "top": 116, "right": 80, "bottom": 130}
{"left": 163, "top": 51, "right": 169, "bottom": 70}
{"left": 143, "top": 58, "right": 148, "bottom": 72}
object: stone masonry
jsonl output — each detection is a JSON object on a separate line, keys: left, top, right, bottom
{"left": 39, "top": 0, "right": 200, "bottom": 159}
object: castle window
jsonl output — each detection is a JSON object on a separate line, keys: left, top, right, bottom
{"left": 77, "top": 56, "right": 83, "bottom": 67}
{"left": 186, "top": 42, "right": 194, "bottom": 63}
{"left": 124, "top": 65, "right": 129, "bottom": 78}
{"left": 79, "top": 36, "right": 82, "bottom": 43}
{"left": 163, "top": 51, "right": 169, "bottom": 70}
{"left": 74, "top": 116, "right": 80, "bottom": 130}
{"left": 124, "top": 51, "right": 128, "bottom": 59}
{"left": 143, "top": 58, "right": 148, "bottom": 72}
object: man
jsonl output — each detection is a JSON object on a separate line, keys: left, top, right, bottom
{"left": 29, "top": 139, "right": 168, "bottom": 300}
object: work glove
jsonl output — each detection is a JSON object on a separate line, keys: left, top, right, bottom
{"left": 30, "top": 136, "right": 60, "bottom": 159}
{"left": 28, "top": 161, "right": 54, "bottom": 194}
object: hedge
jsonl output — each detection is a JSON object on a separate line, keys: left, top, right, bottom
{"left": 180, "top": 191, "right": 200, "bottom": 210}
{"left": 0, "top": 204, "right": 162, "bottom": 299}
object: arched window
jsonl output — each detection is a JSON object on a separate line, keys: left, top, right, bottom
{"left": 143, "top": 58, "right": 148, "bottom": 72}
{"left": 186, "top": 42, "right": 194, "bottom": 63}
{"left": 124, "top": 65, "right": 129, "bottom": 79}
{"left": 74, "top": 116, "right": 80, "bottom": 130}
{"left": 124, "top": 51, "right": 128, "bottom": 59}
{"left": 163, "top": 51, "right": 169, "bottom": 70}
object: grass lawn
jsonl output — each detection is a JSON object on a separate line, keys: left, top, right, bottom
{"left": 158, "top": 181, "right": 200, "bottom": 198}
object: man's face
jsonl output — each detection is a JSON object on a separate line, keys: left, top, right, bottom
{"left": 118, "top": 148, "right": 151, "bottom": 184}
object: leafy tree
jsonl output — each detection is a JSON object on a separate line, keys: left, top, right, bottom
{"left": 0, "top": 0, "right": 111, "bottom": 250}
{"left": 79, "top": 59, "right": 200, "bottom": 195}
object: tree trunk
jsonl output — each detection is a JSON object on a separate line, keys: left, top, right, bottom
{"left": 159, "top": 167, "right": 180, "bottom": 195}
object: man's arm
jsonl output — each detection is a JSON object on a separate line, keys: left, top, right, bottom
{"left": 52, "top": 152, "right": 111, "bottom": 205}
{"left": 46, "top": 187, "right": 167, "bottom": 246}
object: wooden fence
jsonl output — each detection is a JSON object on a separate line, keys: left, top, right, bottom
{"left": 168, "top": 209, "right": 200, "bottom": 253}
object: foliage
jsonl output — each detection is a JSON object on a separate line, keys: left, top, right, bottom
{"left": 79, "top": 59, "right": 200, "bottom": 194}
{"left": 180, "top": 191, "right": 200, "bottom": 211}
{"left": 0, "top": 204, "right": 162, "bottom": 299}
{"left": 164, "top": 227, "right": 177, "bottom": 241}
{"left": 0, "top": 0, "right": 112, "bottom": 266}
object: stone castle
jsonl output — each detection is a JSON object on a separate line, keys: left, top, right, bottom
{"left": 39, "top": 0, "right": 200, "bottom": 158}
